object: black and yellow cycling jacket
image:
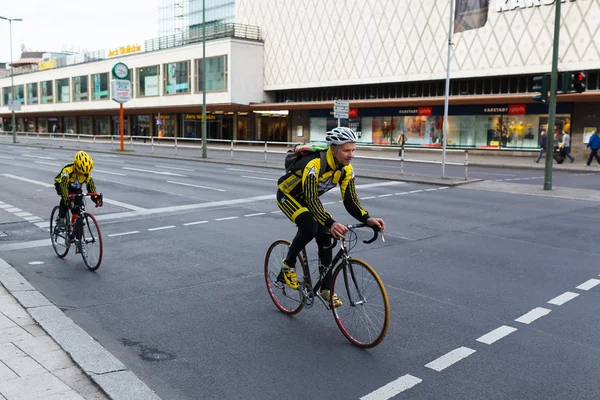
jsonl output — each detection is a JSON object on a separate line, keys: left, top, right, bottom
{"left": 54, "top": 163, "right": 97, "bottom": 203}
{"left": 277, "top": 147, "right": 369, "bottom": 228}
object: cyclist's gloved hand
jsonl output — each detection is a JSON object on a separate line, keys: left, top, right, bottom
{"left": 91, "top": 194, "right": 103, "bottom": 207}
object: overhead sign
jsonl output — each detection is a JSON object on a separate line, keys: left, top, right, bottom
{"left": 333, "top": 99, "right": 350, "bottom": 119}
{"left": 496, "top": 0, "right": 575, "bottom": 12}
{"left": 111, "top": 79, "right": 131, "bottom": 104}
{"left": 109, "top": 44, "right": 142, "bottom": 57}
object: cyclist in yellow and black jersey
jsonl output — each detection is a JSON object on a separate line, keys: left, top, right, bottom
{"left": 53, "top": 151, "right": 102, "bottom": 228}
{"left": 276, "top": 127, "right": 386, "bottom": 307}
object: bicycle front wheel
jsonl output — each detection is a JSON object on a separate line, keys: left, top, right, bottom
{"left": 50, "top": 206, "right": 70, "bottom": 258}
{"left": 331, "top": 258, "right": 390, "bottom": 348}
{"left": 79, "top": 213, "right": 103, "bottom": 271}
{"left": 264, "top": 239, "right": 308, "bottom": 315}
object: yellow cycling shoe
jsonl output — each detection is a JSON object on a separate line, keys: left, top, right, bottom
{"left": 320, "top": 290, "right": 343, "bottom": 308}
{"left": 281, "top": 261, "right": 299, "bottom": 290}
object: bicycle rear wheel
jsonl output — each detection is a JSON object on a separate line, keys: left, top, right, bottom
{"left": 264, "top": 239, "right": 308, "bottom": 315}
{"left": 79, "top": 213, "right": 103, "bottom": 271}
{"left": 331, "top": 258, "right": 390, "bottom": 348}
{"left": 50, "top": 206, "right": 70, "bottom": 258}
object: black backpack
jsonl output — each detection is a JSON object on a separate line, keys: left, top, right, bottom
{"left": 284, "top": 143, "right": 329, "bottom": 172}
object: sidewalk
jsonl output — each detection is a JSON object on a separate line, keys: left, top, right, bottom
{"left": 0, "top": 258, "right": 161, "bottom": 400}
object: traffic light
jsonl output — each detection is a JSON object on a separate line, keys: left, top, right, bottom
{"left": 532, "top": 75, "right": 549, "bottom": 104}
{"left": 572, "top": 71, "right": 586, "bottom": 93}
{"left": 559, "top": 72, "right": 573, "bottom": 94}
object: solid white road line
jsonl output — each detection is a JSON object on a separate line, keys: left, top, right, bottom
{"left": 226, "top": 168, "right": 280, "bottom": 175}
{"left": 34, "top": 161, "right": 61, "bottom": 167}
{"left": 576, "top": 278, "right": 600, "bottom": 291}
{"left": 425, "top": 347, "right": 476, "bottom": 372}
{"left": 167, "top": 180, "right": 226, "bottom": 192}
{"left": 1, "top": 174, "right": 54, "bottom": 188}
{"left": 107, "top": 231, "right": 140, "bottom": 237}
{"left": 123, "top": 167, "right": 187, "bottom": 177}
{"left": 515, "top": 307, "right": 552, "bottom": 324}
{"left": 476, "top": 325, "right": 517, "bottom": 345}
{"left": 240, "top": 175, "right": 278, "bottom": 182}
{"left": 215, "top": 216, "right": 239, "bottom": 221}
{"left": 244, "top": 213, "right": 266, "bottom": 217}
{"left": 183, "top": 221, "right": 208, "bottom": 226}
{"left": 547, "top": 291, "right": 579, "bottom": 306}
{"left": 0, "top": 239, "right": 50, "bottom": 251}
{"left": 94, "top": 169, "right": 127, "bottom": 176}
{"left": 102, "top": 198, "right": 147, "bottom": 212}
{"left": 148, "top": 226, "right": 176, "bottom": 231}
{"left": 156, "top": 165, "right": 195, "bottom": 172}
{"left": 354, "top": 182, "right": 405, "bottom": 189}
{"left": 360, "top": 374, "right": 423, "bottom": 400}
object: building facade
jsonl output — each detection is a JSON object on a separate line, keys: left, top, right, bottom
{"left": 1, "top": 0, "right": 599, "bottom": 156}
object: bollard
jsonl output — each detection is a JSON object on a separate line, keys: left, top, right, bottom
{"left": 464, "top": 150, "right": 469, "bottom": 181}
{"left": 264, "top": 141, "right": 268, "bottom": 163}
{"left": 151, "top": 136, "right": 154, "bottom": 153}
{"left": 174, "top": 136, "right": 178, "bottom": 155}
{"left": 230, "top": 140, "right": 234, "bottom": 160}
{"left": 400, "top": 147, "right": 405, "bottom": 175}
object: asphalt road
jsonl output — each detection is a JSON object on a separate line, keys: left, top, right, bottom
{"left": 1, "top": 144, "right": 599, "bottom": 399}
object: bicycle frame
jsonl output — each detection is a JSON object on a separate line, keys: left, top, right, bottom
{"left": 299, "top": 224, "right": 379, "bottom": 309}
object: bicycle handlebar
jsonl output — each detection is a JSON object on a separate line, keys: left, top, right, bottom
{"left": 346, "top": 223, "right": 380, "bottom": 244}
{"left": 68, "top": 193, "right": 103, "bottom": 208}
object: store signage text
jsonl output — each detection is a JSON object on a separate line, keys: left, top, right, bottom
{"left": 508, "top": 104, "right": 527, "bottom": 115}
{"left": 184, "top": 114, "right": 216, "bottom": 121}
{"left": 38, "top": 58, "right": 56, "bottom": 71}
{"left": 348, "top": 108, "right": 358, "bottom": 118}
{"left": 497, "top": 0, "right": 575, "bottom": 12}
{"left": 484, "top": 107, "right": 508, "bottom": 113}
{"left": 418, "top": 107, "right": 432, "bottom": 116}
{"left": 109, "top": 44, "right": 142, "bottom": 57}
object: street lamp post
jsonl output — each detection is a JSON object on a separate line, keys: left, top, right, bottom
{"left": 0, "top": 16, "right": 23, "bottom": 144}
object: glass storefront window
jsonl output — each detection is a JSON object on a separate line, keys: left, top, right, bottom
{"left": 79, "top": 117, "right": 92, "bottom": 135}
{"left": 73, "top": 75, "right": 89, "bottom": 101}
{"left": 95, "top": 116, "right": 110, "bottom": 135}
{"left": 92, "top": 73, "right": 109, "bottom": 100}
{"left": 64, "top": 117, "right": 76, "bottom": 134}
{"left": 38, "top": 117, "right": 48, "bottom": 133}
{"left": 2, "top": 85, "right": 24, "bottom": 105}
{"left": 137, "top": 65, "right": 160, "bottom": 97}
{"left": 24, "top": 117, "right": 36, "bottom": 132}
{"left": 237, "top": 115, "right": 249, "bottom": 140}
{"left": 40, "top": 80, "right": 53, "bottom": 104}
{"left": 196, "top": 55, "right": 227, "bottom": 92}
{"left": 154, "top": 114, "right": 176, "bottom": 137}
{"left": 56, "top": 78, "right": 70, "bottom": 102}
{"left": 132, "top": 115, "right": 151, "bottom": 137}
{"left": 164, "top": 61, "right": 190, "bottom": 94}
{"left": 27, "top": 83, "right": 38, "bottom": 105}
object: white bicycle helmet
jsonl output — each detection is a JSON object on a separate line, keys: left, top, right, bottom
{"left": 325, "top": 127, "right": 358, "bottom": 145}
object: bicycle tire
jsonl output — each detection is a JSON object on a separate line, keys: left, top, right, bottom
{"left": 79, "top": 213, "right": 103, "bottom": 271}
{"left": 264, "top": 239, "right": 308, "bottom": 315}
{"left": 50, "top": 206, "right": 70, "bottom": 258}
{"left": 331, "top": 258, "right": 390, "bottom": 348}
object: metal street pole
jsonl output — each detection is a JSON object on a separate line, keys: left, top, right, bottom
{"left": 201, "top": 0, "right": 207, "bottom": 158}
{"left": 543, "top": 0, "right": 562, "bottom": 191}
{"left": 441, "top": 0, "right": 455, "bottom": 179}
{"left": 0, "top": 16, "right": 23, "bottom": 144}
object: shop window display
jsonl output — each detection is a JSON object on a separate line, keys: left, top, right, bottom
{"left": 164, "top": 61, "right": 190, "bottom": 94}
{"left": 27, "top": 83, "right": 38, "bottom": 105}
{"left": 92, "top": 73, "right": 109, "bottom": 100}
{"left": 73, "top": 76, "right": 88, "bottom": 101}
{"left": 40, "top": 81, "right": 53, "bottom": 104}
{"left": 137, "top": 65, "right": 160, "bottom": 97}
{"left": 56, "top": 78, "right": 70, "bottom": 102}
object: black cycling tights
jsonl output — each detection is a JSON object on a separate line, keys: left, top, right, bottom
{"left": 285, "top": 212, "right": 334, "bottom": 289}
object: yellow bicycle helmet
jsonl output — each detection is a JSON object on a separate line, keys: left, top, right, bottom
{"left": 73, "top": 151, "right": 94, "bottom": 174}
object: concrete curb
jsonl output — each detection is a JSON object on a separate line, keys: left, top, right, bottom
{"left": 0, "top": 257, "right": 161, "bottom": 400}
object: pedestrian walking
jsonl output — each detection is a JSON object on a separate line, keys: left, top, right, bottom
{"left": 535, "top": 130, "right": 547, "bottom": 163}
{"left": 585, "top": 129, "right": 600, "bottom": 167}
{"left": 397, "top": 130, "right": 407, "bottom": 156}
{"left": 561, "top": 130, "right": 574, "bottom": 163}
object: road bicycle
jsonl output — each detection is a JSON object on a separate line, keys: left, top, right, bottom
{"left": 50, "top": 193, "right": 103, "bottom": 271}
{"left": 264, "top": 223, "right": 390, "bottom": 348}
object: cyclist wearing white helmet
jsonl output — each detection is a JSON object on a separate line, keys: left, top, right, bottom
{"left": 276, "top": 127, "right": 386, "bottom": 307}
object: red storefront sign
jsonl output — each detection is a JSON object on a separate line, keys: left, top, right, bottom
{"left": 418, "top": 107, "right": 432, "bottom": 116}
{"left": 348, "top": 108, "right": 358, "bottom": 118}
{"left": 508, "top": 104, "right": 526, "bottom": 115}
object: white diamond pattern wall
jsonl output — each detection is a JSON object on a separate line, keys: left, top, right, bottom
{"left": 235, "top": 0, "right": 600, "bottom": 89}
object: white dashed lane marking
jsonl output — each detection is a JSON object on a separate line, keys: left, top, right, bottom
{"left": 240, "top": 175, "right": 278, "bottom": 182}
{"left": 244, "top": 213, "right": 265, "bottom": 217}
{"left": 425, "top": 347, "right": 477, "bottom": 372}
{"left": 515, "top": 307, "right": 552, "bottom": 324}
{"left": 183, "top": 220, "right": 208, "bottom": 226}
{"left": 547, "top": 291, "right": 579, "bottom": 305}
{"left": 148, "top": 226, "right": 176, "bottom": 231}
{"left": 476, "top": 325, "right": 517, "bottom": 345}
{"left": 360, "top": 374, "right": 423, "bottom": 400}
{"left": 107, "top": 231, "right": 140, "bottom": 237}
{"left": 215, "top": 216, "right": 239, "bottom": 221}
{"left": 576, "top": 278, "right": 600, "bottom": 291}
